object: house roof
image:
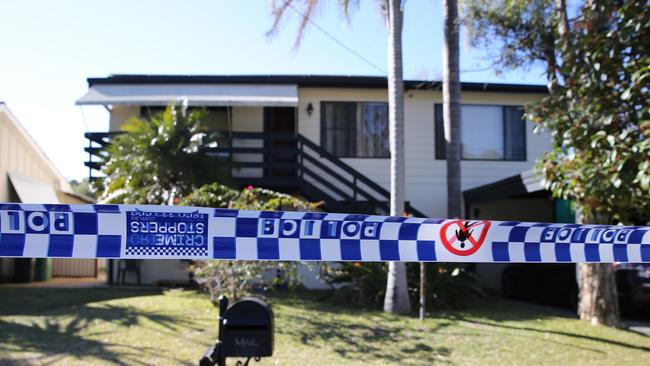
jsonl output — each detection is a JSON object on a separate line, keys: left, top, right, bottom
{"left": 0, "top": 102, "right": 71, "bottom": 194}
{"left": 86, "top": 74, "right": 548, "bottom": 94}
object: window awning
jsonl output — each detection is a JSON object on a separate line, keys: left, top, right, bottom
{"left": 8, "top": 172, "right": 60, "bottom": 204}
{"left": 76, "top": 84, "right": 299, "bottom": 107}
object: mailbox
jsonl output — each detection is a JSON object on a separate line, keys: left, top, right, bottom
{"left": 198, "top": 295, "right": 274, "bottom": 366}
{"left": 222, "top": 297, "right": 274, "bottom": 358}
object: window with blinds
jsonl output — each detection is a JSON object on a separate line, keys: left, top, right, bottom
{"left": 321, "top": 102, "right": 389, "bottom": 158}
{"left": 434, "top": 104, "right": 526, "bottom": 161}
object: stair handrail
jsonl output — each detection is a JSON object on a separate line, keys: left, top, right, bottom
{"left": 297, "top": 134, "right": 426, "bottom": 217}
{"left": 296, "top": 135, "right": 391, "bottom": 199}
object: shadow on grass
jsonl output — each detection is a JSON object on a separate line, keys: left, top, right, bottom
{"left": 0, "top": 289, "right": 204, "bottom": 365}
{"left": 0, "top": 287, "right": 163, "bottom": 316}
{"left": 273, "top": 293, "right": 650, "bottom": 363}
{"left": 278, "top": 310, "right": 453, "bottom": 365}
{"left": 448, "top": 315, "right": 650, "bottom": 353}
{"left": 273, "top": 290, "right": 574, "bottom": 323}
{"left": 0, "top": 318, "right": 160, "bottom": 366}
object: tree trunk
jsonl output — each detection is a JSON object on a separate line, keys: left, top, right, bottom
{"left": 577, "top": 263, "right": 620, "bottom": 327}
{"left": 383, "top": 0, "right": 411, "bottom": 316}
{"left": 443, "top": 0, "right": 462, "bottom": 219}
{"left": 419, "top": 262, "right": 425, "bottom": 320}
{"left": 577, "top": 210, "right": 621, "bottom": 327}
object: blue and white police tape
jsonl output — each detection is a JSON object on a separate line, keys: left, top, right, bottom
{"left": 0, "top": 203, "right": 648, "bottom": 262}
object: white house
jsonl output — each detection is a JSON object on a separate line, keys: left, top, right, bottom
{"left": 0, "top": 102, "right": 97, "bottom": 283}
{"left": 77, "top": 74, "right": 554, "bottom": 288}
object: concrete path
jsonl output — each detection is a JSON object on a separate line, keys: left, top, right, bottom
{"left": 0, "top": 276, "right": 106, "bottom": 288}
{"left": 624, "top": 320, "right": 650, "bottom": 337}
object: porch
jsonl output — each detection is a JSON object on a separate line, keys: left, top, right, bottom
{"left": 84, "top": 129, "right": 424, "bottom": 216}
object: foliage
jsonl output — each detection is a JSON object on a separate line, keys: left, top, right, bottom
{"left": 180, "top": 182, "right": 320, "bottom": 211}
{"left": 406, "top": 263, "right": 483, "bottom": 309}
{"left": 181, "top": 183, "right": 319, "bottom": 302}
{"left": 95, "top": 100, "right": 317, "bottom": 303}
{"left": 97, "top": 103, "right": 227, "bottom": 205}
{"left": 190, "top": 260, "right": 301, "bottom": 304}
{"left": 464, "top": 0, "right": 650, "bottom": 225}
{"left": 68, "top": 177, "right": 97, "bottom": 200}
{"left": 465, "top": 0, "right": 649, "bottom": 327}
{"left": 267, "top": 0, "right": 363, "bottom": 50}
{"left": 322, "top": 262, "right": 483, "bottom": 309}
{"left": 322, "top": 262, "right": 388, "bottom": 307}
{"left": 464, "top": 0, "right": 557, "bottom": 75}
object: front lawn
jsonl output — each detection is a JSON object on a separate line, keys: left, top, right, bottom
{"left": 1, "top": 287, "right": 649, "bottom": 365}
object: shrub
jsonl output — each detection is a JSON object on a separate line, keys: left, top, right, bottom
{"left": 322, "top": 262, "right": 387, "bottom": 307}
{"left": 191, "top": 260, "right": 301, "bottom": 304}
{"left": 323, "top": 262, "right": 483, "bottom": 310}
{"left": 406, "top": 263, "right": 484, "bottom": 310}
{"left": 181, "top": 183, "right": 319, "bottom": 302}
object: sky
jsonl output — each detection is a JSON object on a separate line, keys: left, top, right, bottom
{"left": 0, "top": 0, "right": 546, "bottom": 181}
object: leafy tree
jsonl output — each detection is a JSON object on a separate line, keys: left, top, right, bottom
{"left": 98, "top": 103, "right": 226, "bottom": 204}
{"left": 465, "top": 0, "right": 649, "bottom": 326}
{"left": 268, "top": 0, "right": 411, "bottom": 316}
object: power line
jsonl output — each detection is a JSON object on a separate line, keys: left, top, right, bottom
{"left": 286, "top": 3, "right": 387, "bottom": 75}
{"left": 286, "top": 3, "right": 497, "bottom": 78}
{"left": 460, "top": 65, "right": 495, "bottom": 73}
{"left": 78, "top": 106, "right": 89, "bottom": 132}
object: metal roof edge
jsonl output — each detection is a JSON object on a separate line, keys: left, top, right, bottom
{"left": 86, "top": 74, "right": 548, "bottom": 94}
{"left": 0, "top": 103, "right": 71, "bottom": 192}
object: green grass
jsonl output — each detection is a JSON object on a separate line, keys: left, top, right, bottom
{"left": 1, "top": 287, "right": 650, "bottom": 365}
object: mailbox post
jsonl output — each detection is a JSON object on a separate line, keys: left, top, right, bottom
{"left": 199, "top": 295, "right": 274, "bottom": 366}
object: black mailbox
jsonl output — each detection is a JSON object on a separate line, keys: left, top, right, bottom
{"left": 199, "top": 295, "right": 274, "bottom": 366}
{"left": 222, "top": 297, "right": 274, "bottom": 358}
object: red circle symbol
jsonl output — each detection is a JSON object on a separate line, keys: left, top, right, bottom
{"left": 439, "top": 220, "right": 491, "bottom": 256}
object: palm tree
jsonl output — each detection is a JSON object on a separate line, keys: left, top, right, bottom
{"left": 99, "top": 104, "right": 226, "bottom": 205}
{"left": 443, "top": 0, "right": 461, "bottom": 219}
{"left": 383, "top": 0, "right": 411, "bottom": 315}
{"left": 268, "top": 0, "right": 411, "bottom": 315}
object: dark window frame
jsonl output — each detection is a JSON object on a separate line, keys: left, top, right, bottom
{"left": 320, "top": 101, "right": 390, "bottom": 159}
{"left": 140, "top": 106, "right": 229, "bottom": 118}
{"left": 434, "top": 103, "right": 527, "bottom": 162}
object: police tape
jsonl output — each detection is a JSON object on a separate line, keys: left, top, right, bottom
{"left": 0, "top": 203, "right": 648, "bottom": 262}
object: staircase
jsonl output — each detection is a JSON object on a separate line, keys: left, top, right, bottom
{"left": 84, "top": 131, "right": 425, "bottom": 217}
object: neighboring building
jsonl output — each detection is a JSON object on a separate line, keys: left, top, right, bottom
{"left": 0, "top": 102, "right": 97, "bottom": 283}
{"left": 77, "top": 74, "right": 552, "bottom": 287}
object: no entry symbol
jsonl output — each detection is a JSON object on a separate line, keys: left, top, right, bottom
{"left": 440, "top": 220, "right": 491, "bottom": 256}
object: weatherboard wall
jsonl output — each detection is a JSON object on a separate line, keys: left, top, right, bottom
{"left": 0, "top": 105, "right": 73, "bottom": 282}
{"left": 296, "top": 87, "right": 551, "bottom": 218}
{"left": 0, "top": 110, "right": 64, "bottom": 203}
{"left": 105, "top": 87, "right": 551, "bottom": 219}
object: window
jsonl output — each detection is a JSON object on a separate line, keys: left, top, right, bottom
{"left": 140, "top": 106, "right": 230, "bottom": 132}
{"left": 321, "top": 102, "right": 389, "bottom": 158}
{"left": 434, "top": 104, "right": 526, "bottom": 161}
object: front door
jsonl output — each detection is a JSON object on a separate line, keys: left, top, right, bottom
{"left": 263, "top": 107, "right": 297, "bottom": 179}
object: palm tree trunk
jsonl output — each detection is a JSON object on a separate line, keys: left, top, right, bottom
{"left": 443, "top": 0, "right": 461, "bottom": 219}
{"left": 383, "top": 0, "right": 411, "bottom": 316}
